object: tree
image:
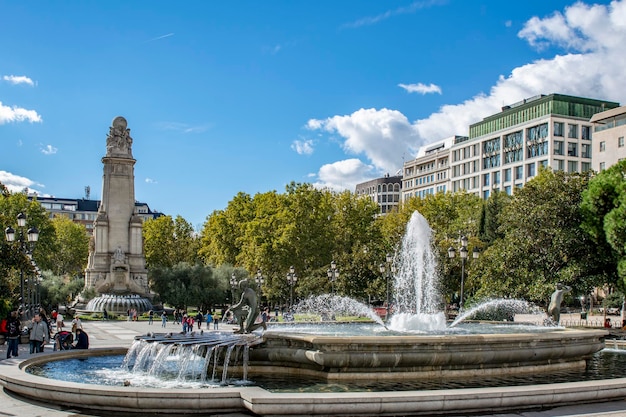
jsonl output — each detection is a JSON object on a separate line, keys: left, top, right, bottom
{"left": 581, "top": 160, "right": 626, "bottom": 290}
{"left": 149, "top": 262, "right": 221, "bottom": 310}
{"left": 473, "top": 168, "right": 604, "bottom": 303}
{"left": 199, "top": 192, "right": 254, "bottom": 266}
{"left": 50, "top": 216, "right": 90, "bottom": 276}
{"left": 478, "top": 190, "right": 511, "bottom": 244}
{"left": 143, "top": 215, "right": 200, "bottom": 269}
{"left": 0, "top": 188, "right": 55, "bottom": 317}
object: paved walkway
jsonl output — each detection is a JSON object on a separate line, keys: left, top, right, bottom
{"left": 1, "top": 319, "right": 626, "bottom": 417}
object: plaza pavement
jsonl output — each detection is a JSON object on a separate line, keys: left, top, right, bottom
{"left": 1, "top": 317, "right": 626, "bottom": 417}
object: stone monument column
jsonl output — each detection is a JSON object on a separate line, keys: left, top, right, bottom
{"left": 83, "top": 117, "right": 152, "bottom": 313}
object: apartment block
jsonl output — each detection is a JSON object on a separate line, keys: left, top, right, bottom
{"left": 401, "top": 94, "right": 619, "bottom": 203}
{"left": 589, "top": 105, "right": 626, "bottom": 172}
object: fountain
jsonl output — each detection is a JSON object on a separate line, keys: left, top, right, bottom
{"left": 0, "top": 211, "right": 613, "bottom": 416}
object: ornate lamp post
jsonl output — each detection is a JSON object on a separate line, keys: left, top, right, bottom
{"left": 448, "top": 236, "right": 479, "bottom": 311}
{"left": 5, "top": 212, "right": 40, "bottom": 319}
{"left": 255, "top": 269, "right": 264, "bottom": 304}
{"left": 326, "top": 260, "right": 339, "bottom": 295}
{"left": 229, "top": 272, "right": 238, "bottom": 304}
{"left": 379, "top": 253, "right": 396, "bottom": 320}
{"left": 286, "top": 266, "right": 297, "bottom": 308}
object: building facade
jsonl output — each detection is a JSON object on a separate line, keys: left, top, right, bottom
{"left": 589, "top": 105, "right": 626, "bottom": 172}
{"left": 355, "top": 174, "right": 402, "bottom": 215}
{"left": 401, "top": 94, "right": 619, "bottom": 202}
{"left": 32, "top": 196, "right": 162, "bottom": 235}
{"left": 402, "top": 136, "right": 456, "bottom": 202}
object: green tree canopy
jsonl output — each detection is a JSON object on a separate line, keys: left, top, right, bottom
{"left": 581, "top": 160, "right": 626, "bottom": 290}
{"left": 473, "top": 168, "right": 605, "bottom": 304}
{"left": 50, "top": 215, "right": 90, "bottom": 277}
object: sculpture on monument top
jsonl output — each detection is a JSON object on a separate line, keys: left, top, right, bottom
{"left": 106, "top": 116, "right": 133, "bottom": 157}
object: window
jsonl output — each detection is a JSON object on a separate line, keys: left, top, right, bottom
{"left": 554, "top": 141, "right": 564, "bottom": 155}
{"left": 620, "top": 137, "right": 625, "bottom": 148}
{"left": 567, "top": 142, "right": 578, "bottom": 157}
{"left": 582, "top": 162, "right": 591, "bottom": 172}
{"left": 483, "top": 190, "right": 490, "bottom": 199}
{"left": 600, "top": 162, "right": 606, "bottom": 171}
{"left": 581, "top": 143, "right": 591, "bottom": 158}
{"left": 504, "top": 168, "right": 511, "bottom": 182}
{"left": 600, "top": 141, "right": 606, "bottom": 152}
{"left": 568, "top": 160, "right": 578, "bottom": 173}
{"left": 582, "top": 125, "right": 591, "bottom": 140}
{"left": 527, "top": 163, "right": 536, "bottom": 177}
{"left": 483, "top": 173, "right": 490, "bottom": 186}
{"left": 554, "top": 122, "right": 564, "bottom": 137}
{"left": 555, "top": 159, "right": 564, "bottom": 171}
{"left": 515, "top": 166, "right": 523, "bottom": 180}
{"left": 493, "top": 171, "right": 501, "bottom": 185}
{"left": 568, "top": 124, "right": 578, "bottom": 138}
{"left": 505, "top": 186, "right": 512, "bottom": 195}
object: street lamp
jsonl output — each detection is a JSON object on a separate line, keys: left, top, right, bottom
{"left": 448, "top": 236, "right": 479, "bottom": 311}
{"left": 379, "top": 253, "right": 396, "bottom": 320}
{"left": 255, "top": 269, "right": 264, "bottom": 303}
{"left": 230, "top": 272, "right": 238, "bottom": 303}
{"left": 5, "top": 212, "right": 40, "bottom": 319}
{"left": 326, "top": 260, "right": 339, "bottom": 294}
{"left": 286, "top": 266, "right": 297, "bottom": 308}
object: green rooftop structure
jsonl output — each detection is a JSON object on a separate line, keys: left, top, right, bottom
{"left": 469, "top": 94, "right": 619, "bottom": 140}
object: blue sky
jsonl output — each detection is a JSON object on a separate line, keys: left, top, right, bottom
{"left": 1, "top": 0, "right": 623, "bottom": 229}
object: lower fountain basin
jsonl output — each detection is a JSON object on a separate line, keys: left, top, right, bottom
{"left": 0, "top": 328, "right": 614, "bottom": 416}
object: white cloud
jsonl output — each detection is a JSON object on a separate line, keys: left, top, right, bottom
{"left": 311, "top": 159, "right": 375, "bottom": 191}
{"left": 308, "top": 0, "right": 626, "bottom": 191}
{"left": 145, "top": 178, "right": 158, "bottom": 184}
{"left": 398, "top": 83, "right": 442, "bottom": 95}
{"left": 291, "top": 139, "right": 314, "bottom": 155}
{"left": 307, "top": 108, "right": 419, "bottom": 175}
{"left": 2, "top": 75, "right": 35, "bottom": 86}
{"left": 0, "top": 101, "right": 42, "bottom": 124}
{"left": 40, "top": 144, "right": 57, "bottom": 155}
{"left": 505, "top": 20, "right": 512, "bottom": 28}
{"left": 0, "top": 170, "right": 45, "bottom": 194}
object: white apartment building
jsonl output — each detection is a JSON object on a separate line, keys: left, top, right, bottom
{"left": 401, "top": 94, "right": 619, "bottom": 202}
{"left": 402, "top": 136, "right": 456, "bottom": 201}
{"left": 589, "top": 105, "right": 626, "bottom": 172}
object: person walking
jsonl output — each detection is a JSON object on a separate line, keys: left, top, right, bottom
{"left": 148, "top": 310, "right": 154, "bottom": 325}
{"left": 213, "top": 311, "right": 219, "bottom": 330}
{"left": 27, "top": 313, "right": 49, "bottom": 353}
{"left": 71, "top": 315, "right": 83, "bottom": 335}
{"left": 195, "top": 311, "right": 203, "bottom": 329}
{"left": 206, "top": 311, "right": 213, "bottom": 330}
{"left": 6, "top": 311, "right": 21, "bottom": 359}
{"left": 161, "top": 311, "right": 167, "bottom": 328}
{"left": 56, "top": 312, "right": 64, "bottom": 332}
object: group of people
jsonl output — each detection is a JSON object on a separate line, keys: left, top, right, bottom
{"left": 1, "top": 308, "right": 89, "bottom": 358}
{"left": 126, "top": 308, "right": 139, "bottom": 321}
{"left": 168, "top": 309, "right": 220, "bottom": 333}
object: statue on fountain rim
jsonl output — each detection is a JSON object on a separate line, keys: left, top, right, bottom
{"left": 227, "top": 279, "right": 266, "bottom": 334}
{"left": 547, "top": 283, "right": 572, "bottom": 325}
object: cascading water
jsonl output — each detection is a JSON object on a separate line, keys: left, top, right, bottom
{"left": 116, "top": 332, "right": 261, "bottom": 388}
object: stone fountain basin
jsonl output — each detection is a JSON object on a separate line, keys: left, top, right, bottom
{"left": 0, "top": 329, "right": 621, "bottom": 416}
{"left": 249, "top": 328, "right": 607, "bottom": 380}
